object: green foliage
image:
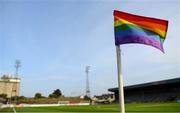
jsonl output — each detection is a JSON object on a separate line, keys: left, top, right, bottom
{"left": 0, "top": 94, "right": 7, "bottom": 99}
{"left": 18, "top": 96, "right": 26, "bottom": 100}
{"left": 11, "top": 96, "right": 18, "bottom": 101}
{"left": 34, "top": 93, "right": 43, "bottom": 99}
{"left": 12, "top": 96, "right": 26, "bottom": 100}
{"left": 49, "top": 89, "right": 62, "bottom": 98}
{"left": 84, "top": 95, "right": 91, "bottom": 100}
{"left": 48, "top": 94, "right": 54, "bottom": 98}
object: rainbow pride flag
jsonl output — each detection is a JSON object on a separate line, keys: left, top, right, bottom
{"left": 114, "top": 10, "right": 168, "bottom": 53}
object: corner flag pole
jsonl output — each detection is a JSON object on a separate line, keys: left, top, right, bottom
{"left": 116, "top": 45, "right": 125, "bottom": 113}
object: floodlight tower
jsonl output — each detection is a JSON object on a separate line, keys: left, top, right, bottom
{"left": 11, "top": 59, "right": 21, "bottom": 106}
{"left": 15, "top": 59, "right": 21, "bottom": 78}
{"left": 85, "top": 66, "right": 90, "bottom": 97}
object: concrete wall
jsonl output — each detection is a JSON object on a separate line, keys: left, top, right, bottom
{"left": 0, "top": 78, "right": 20, "bottom": 98}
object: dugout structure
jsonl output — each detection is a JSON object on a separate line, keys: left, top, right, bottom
{"left": 109, "top": 77, "right": 180, "bottom": 103}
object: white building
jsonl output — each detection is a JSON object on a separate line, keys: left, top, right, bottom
{"left": 0, "top": 75, "right": 21, "bottom": 98}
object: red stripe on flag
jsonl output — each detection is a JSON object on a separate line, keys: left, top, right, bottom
{"left": 114, "top": 10, "right": 168, "bottom": 26}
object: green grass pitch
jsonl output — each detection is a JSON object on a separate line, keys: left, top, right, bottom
{"left": 0, "top": 103, "right": 180, "bottom": 112}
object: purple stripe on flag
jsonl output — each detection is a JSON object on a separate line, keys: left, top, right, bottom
{"left": 115, "top": 29, "right": 162, "bottom": 43}
{"left": 115, "top": 36, "right": 164, "bottom": 52}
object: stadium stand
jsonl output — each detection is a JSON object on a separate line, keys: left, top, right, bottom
{"left": 108, "top": 77, "right": 180, "bottom": 103}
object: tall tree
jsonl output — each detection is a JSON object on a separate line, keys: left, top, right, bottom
{"left": 34, "top": 93, "right": 43, "bottom": 99}
{"left": 49, "top": 89, "right": 62, "bottom": 98}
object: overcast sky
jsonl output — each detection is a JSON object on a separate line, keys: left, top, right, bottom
{"left": 0, "top": 0, "right": 179, "bottom": 97}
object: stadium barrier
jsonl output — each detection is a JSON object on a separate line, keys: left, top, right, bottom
{"left": 0, "top": 102, "right": 90, "bottom": 108}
